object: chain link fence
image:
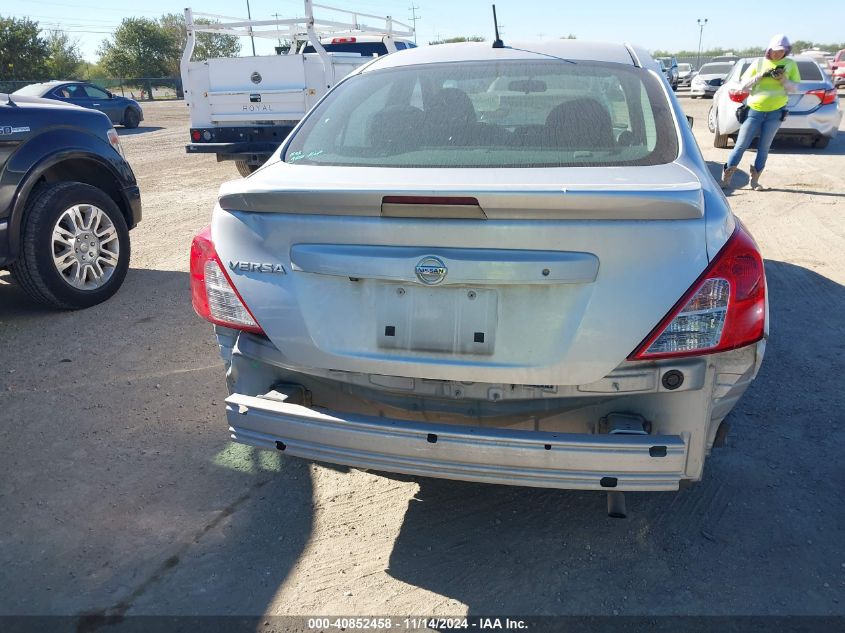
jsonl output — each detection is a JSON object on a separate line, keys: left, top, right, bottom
{"left": 0, "top": 77, "right": 183, "bottom": 100}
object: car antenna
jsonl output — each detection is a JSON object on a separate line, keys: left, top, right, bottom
{"left": 491, "top": 4, "right": 504, "bottom": 48}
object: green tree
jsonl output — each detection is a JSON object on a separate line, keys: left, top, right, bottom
{"left": 44, "top": 30, "right": 83, "bottom": 80}
{"left": 0, "top": 16, "right": 48, "bottom": 80}
{"left": 429, "top": 36, "right": 485, "bottom": 45}
{"left": 159, "top": 13, "right": 240, "bottom": 74}
{"left": 98, "top": 17, "right": 178, "bottom": 78}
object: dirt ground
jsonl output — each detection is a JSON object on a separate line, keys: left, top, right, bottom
{"left": 1, "top": 92, "right": 844, "bottom": 624}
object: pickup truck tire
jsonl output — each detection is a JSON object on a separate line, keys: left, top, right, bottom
{"left": 123, "top": 108, "right": 140, "bottom": 129}
{"left": 235, "top": 160, "right": 258, "bottom": 177}
{"left": 11, "top": 182, "right": 130, "bottom": 309}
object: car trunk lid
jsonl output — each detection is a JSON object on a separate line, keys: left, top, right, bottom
{"left": 212, "top": 162, "right": 710, "bottom": 386}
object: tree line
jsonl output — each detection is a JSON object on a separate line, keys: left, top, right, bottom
{"left": 0, "top": 14, "right": 240, "bottom": 81}
{"left": 654, "top": 41, "right": 845, "bottom": 58}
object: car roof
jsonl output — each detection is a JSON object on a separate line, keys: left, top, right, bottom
{"left": 734, "top": 55, "right": 823, "bottom": 64}
{"left": 360, "top": 40, "right": 640, "bottom": 73}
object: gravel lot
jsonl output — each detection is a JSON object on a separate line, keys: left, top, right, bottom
{"left": 1, "top": 93, "right": 844, "bottom": 622}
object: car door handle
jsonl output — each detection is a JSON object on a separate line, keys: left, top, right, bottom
{"left": 92, "top": 103, "right": 100, "bottom": 106}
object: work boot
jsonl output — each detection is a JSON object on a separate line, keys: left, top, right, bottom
{"left": 750, "top": 166, "right": 764, "bottom": 190}
{"left": 720, "top": 164, "right": 737, "bottom": 189}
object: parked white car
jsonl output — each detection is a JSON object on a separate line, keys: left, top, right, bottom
{"left": 708, "top": 56, "right": 842, "bottom": 149}
{"left": 690, "top": 61, "right": 735, "bottom": 98}
{"left": 191, "top": 40, "right": 768, "bottom": 516}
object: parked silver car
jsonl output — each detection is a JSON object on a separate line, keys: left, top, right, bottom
{"left": 678, "top": 62, "right": 695, "bottom": 87}
{"left": 690, "top": 61, "right": 735, "bottom": 98}
{"left": 708, "top": 56, "right": 842, "bottom": 148}
{"left": 191, "top": 40, "right": 767, "bottom": 512}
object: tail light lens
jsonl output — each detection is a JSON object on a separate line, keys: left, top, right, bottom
{"left": 728, "top": 89, "right": 750, "bottom": 103}
{"left": 190, "top": 226, "right": 264, "bottom": 334}
{"left": 629, "top": 222, "right": 765, "bottom": 360}
{"left": 190, "top": 129, "right": 202, "bottom": 142}
{"left": 807, "top": 89, "right": 837, "bottom": 105}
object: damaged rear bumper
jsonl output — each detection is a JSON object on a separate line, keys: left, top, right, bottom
{"left": 227, "top": 393, "right": 689, "bottom": 491}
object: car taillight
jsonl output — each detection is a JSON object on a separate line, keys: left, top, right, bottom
{"left": 728, "top": 89, "right": 749, "bottom": 103}
{"left": 189, "top": 226, "right": 264, "bottom": 334}
{"left": 628, "top": 222, "right": 765, "bottom": 360}
{"left": 807, "top": 89, "right": 837, "bottom": 105}
{"left": 191, "top": 129, "right": 202, "bottom": 142}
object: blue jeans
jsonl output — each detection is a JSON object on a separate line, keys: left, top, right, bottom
{"left": 726, "top": 107, "right": 785, "bottom": 171}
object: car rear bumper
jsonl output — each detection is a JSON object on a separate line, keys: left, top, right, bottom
{"left": 227, "top": 392, "right": 689, "bottom": 491}
{"left": 780, "top": 106, "right": 842, "bottom": 138}
{"left": 216, "top": 328, "right": 766, "bottom": 492}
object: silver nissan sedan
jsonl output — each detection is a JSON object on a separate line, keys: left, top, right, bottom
{"left": 190, "top": 40, "right": 767, "bottom": 513}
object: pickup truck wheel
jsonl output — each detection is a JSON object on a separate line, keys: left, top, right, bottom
{"left": 235, "top": 160, "right": 258, "bottom": 177}
{"left": 123, "top": 108, "right": 140, "bottom": 129}
{"left": 10, "top": 182, "right": 130, "bottom": 309}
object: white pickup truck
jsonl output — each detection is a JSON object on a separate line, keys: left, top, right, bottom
{"left": 180, "top": 0, "right": 414, "bottom": 176}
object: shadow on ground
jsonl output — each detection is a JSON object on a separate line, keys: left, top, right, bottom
{"left": 385, "top": 261, "right": 845, "bottom": 616}
{"left": 0, "top": 268, "right": 315, "bottom": 625}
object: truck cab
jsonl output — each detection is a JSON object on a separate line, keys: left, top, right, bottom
{"left": 181, "top": 1, "right": 415, "bottom": 176}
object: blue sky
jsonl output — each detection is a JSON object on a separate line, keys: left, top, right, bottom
{"left": 4, "top": 0, "right": 841, "bottom": 62}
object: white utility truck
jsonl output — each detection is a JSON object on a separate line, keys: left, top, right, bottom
{"left": 181, "top": 0, "right": 414, "bottom": 176}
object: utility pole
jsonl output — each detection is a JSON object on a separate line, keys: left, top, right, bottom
{"left": 246, "top": 0, "right": 256, "bottom": 56}
{"left": 273, "top": 12, "right": 283, "bottom": 48}
{"left": 696, "top": 18, "right": 708, "bottom": 71}
{"left": 408, "top": 5, "right": 420, "bottom": 44}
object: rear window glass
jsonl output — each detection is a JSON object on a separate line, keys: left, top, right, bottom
{"left": 795, "top": 61, "right": 823, "bottom": 80}
{"left": 302, "top": 42, "right": 388, "bottom": 56}
{"left": 284, "top": 60, "right": 679, "bottom": 168}
{"left": 12, "top": 84, "right": 45, "bottom": 96}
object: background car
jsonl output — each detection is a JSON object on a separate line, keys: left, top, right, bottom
{"left": 690, "top": 61, "right": 735, "bottom": 98}
{"left": 829, "top": 49, "right": 845, "bottom": 87}
{"left": 708, "top": 56, "right": 841, "bottom": 149}
{"left": 799, "top": 49, "right": 834, "bottom": 79}
{"left": 1, "top": 93, "right": 141, "bottom": 308}
{"left": 13, "top": 81, "right": 144, "bottom": 129}
{"left": 657, "top": 56, "right": 679, "bottom": 90}
{"left": 677, "top": 62, "right": 696, "bottom": 87}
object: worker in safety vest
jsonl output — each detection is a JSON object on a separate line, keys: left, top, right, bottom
{"left": 720, "top": 34, "right": 800, "bottom": 190}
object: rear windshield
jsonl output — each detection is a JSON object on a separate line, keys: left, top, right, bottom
{"left": 698, "top": 63, "right": 733, "bottom": 75}
{"left": 302, "top": 42, "right": 388, "bottom": 56}
{"left": 284, "top": 60, "right": 679, "bottom": 168}
{"left": 12, "top": 84, "right": 45, "bottom": 96}
{"left": 795, "top": 61, "right": 823, "bottom": 80}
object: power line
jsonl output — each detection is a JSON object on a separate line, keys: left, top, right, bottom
{"left": 7, "top": 0, "right": 163, "bottom": 15}
{"left": 18, "top": 14, "right": 121, "bottom": 25}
